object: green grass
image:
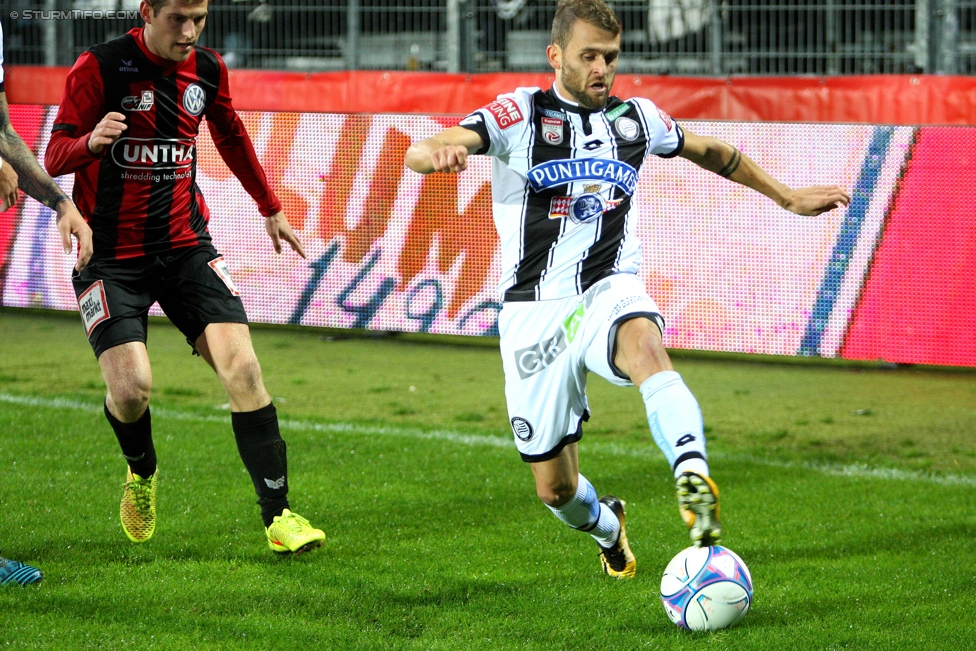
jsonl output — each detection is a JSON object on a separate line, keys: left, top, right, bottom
{"left": 1, "top": 309, "right": 974, "bottom": 650}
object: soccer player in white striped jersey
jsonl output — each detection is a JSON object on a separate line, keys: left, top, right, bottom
{"left": 405, "top": 0, "right": 850, "bottom": 578}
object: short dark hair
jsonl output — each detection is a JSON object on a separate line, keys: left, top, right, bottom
{"left": 145, "top": 0, "right": 208, "bottom": 16}
{"left": 551, "top": 0, "right": 621, "bottom": 49}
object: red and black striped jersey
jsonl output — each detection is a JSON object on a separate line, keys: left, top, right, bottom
{"left": 46, "top": 27, "right": 281, "bottom": 261}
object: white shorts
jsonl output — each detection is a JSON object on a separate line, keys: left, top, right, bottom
{"left": 498, "top": 273, "right": 664, "bottom": 462}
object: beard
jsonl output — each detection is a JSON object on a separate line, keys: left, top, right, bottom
{"left": 560, "top": 64, "right": 612, "bottom": 109}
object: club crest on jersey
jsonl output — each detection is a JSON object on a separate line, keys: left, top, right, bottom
{"left": 485, "top": 97, "right": 524, "bottom": 129}
{"left": 527, "top": 158, "right": 639, "bottom": 196}
{"left": 541, "top": 117, "right": 564, "bottom": 145}
{"left": 121, "top": 90, "right": 154, "bottom": 111}
{"left": 614, "top": 117, "right": 640, "bottom": 141}
{"left": 183, "top": 83, "right": 206, "bottom": 116}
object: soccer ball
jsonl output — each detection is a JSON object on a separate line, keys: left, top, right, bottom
{"left": 660, "top": 545, "right": 753, "bottom": 631}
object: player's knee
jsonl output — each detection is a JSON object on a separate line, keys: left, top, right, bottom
{"left": 223, "top": 354, "right": 265, "bottom": 396}
{"left": 108, "top": 382, "right": 151, "bottom": 419}
{"left": 536, "top": 478, "right": 577, "bottom": 507}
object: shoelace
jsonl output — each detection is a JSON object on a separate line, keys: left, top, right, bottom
{"left": 280, "top": 513, "right": 312, "bottom": 532}
{"left": 125, "top": 478, "right": 153, "bottom": 514}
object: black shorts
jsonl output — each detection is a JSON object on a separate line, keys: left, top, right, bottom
{"left": 72, "top": 244, "right": 249, "bottom": 358}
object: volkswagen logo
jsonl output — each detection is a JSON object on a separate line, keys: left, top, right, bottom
{"left": 183, "top": 83, "right": 206, "bottom": 116}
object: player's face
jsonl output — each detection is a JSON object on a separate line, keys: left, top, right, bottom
{"left": 141, "top": 0, "right": 209, "bottom": 62}
{"left": 548, "top": 20, "right": 620, "bottom": 110}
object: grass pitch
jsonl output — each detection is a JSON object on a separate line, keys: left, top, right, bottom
{"left": 1, "top": 309, "right": 974, "bottom": 650}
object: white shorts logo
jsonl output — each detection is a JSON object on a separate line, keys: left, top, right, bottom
{"left": 183, "top": 83, "right": 206, "bottom": 116}
{"left": 208, "top": 257, "right": 241, "bottom": 296}
{"left": 511, "top": 417, "right": 534, "bottom": 442}
{"left": 78, "top": 280, "right": 110, "bottom": 336}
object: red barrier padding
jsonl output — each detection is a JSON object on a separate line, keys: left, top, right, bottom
{"left": 10, "top": 66, "right": 976, "bottom": 125}
{"left": 842, "top": 127, "right": 976, "bottom": 367}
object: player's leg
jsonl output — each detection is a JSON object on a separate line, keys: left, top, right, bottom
{"left": 157, "top": 246, "right": 323, "bottom": 554}
{"left": 73, "top": 259, "right": 159, "bottom": 543}
{"left": 499, "top": 297, "right": 632, "bottom": 577}
{"left": 530, "top": 443, "right": 635, "bottom": 578}
{"left": 195, "top": 323, "right": 325, "bottom": 554}
{"left": 98, "top": 342, "right": 159, "bottom": 543}
{"left": 612, "top": 316, "right": 721, "bottom": 547}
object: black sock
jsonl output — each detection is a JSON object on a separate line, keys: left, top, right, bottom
{"left": 231, "top": 402, "right": 290, "bottom": 527}
{"left": 104, "top": 402, "right": 157, "bottom": 478}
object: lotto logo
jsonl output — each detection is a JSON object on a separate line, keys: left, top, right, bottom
{"left": 486, "top": 98, "right": 524, "bottom": 129}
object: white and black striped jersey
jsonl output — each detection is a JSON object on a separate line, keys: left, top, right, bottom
{"left": 459, "top": 86, "right": 684, "bottom": 302}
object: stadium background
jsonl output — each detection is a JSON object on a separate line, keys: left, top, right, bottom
{"left": 0, "top": 1, "right": 974, "bottom": 368}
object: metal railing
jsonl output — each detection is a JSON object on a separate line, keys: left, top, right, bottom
{"left": 3, "top": 1, "right": 976, "bottom": 74}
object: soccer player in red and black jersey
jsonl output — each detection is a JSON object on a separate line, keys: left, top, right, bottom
{"left": 45, "top": 0, "right": 326, "bottom": 555}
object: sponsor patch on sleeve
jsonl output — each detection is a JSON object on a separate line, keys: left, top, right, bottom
{"left": 656, "top": 107, "right": 674, "bottom": 132}
{"left": 485, "top": 97, "right": 524, "bottom": 129}
{"left": 78, "top": 280, "right": 110, "bottom": 336}
{"left": 208, "top": 256, "right": 241, "bottom": 296}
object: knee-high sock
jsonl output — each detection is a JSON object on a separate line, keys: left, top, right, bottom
{"left": 640, "top": 371, "right": 710, "bottom": 478}
{"left": 232, "top": 402, "right": 290, "bottom": 527}
{"left": 545, "top": 474, "right": 621, "bottom": 548}
{"left": 105, "top": 402, "right": 156, "bottom": 478}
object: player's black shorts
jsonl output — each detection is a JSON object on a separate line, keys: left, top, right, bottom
{"left": 71, "top": 244, "right": 249, "bottom": 358}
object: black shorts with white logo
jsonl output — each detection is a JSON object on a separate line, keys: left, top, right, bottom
{"left": 72, "top": 244, "right": 249, "bottom": 358}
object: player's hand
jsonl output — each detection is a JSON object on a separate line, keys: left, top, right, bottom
{"left": 782, "top": 185, "right": 852, "bottom": 216}
{"left": 55, "top": 199, "right": 93, "bottom": 271}
{"left": 430, "top": 144, "right": 470, "bottom": 173}
{"left": 0, "top": 158, "right": 19, "bottom": 212}
{"left": 265, "top": 211, "right": 306, "bottom": 259}
{"left": 88, "top": 112, "right": 127, "bottom": 155}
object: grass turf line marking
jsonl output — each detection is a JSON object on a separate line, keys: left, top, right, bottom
{"left": 3, "top": 392, "right": 975, "bottom": 487}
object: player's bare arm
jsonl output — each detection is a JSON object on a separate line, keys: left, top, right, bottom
{"left": 265, "top": 211, "right": 306, "bottom": 258}
{"left": 405, "top": 126, "right": 484, "bottom": 175}
{"left": 0, "top": 91, "right": 93, "bottom": 269}
{"left": 0, "top": 151, "right": 17, "bottom": 211}
{"left": 679, "top": 129, "right": 851, "bottom": 216}
{"left": 87, "top": 111, "right": 127, "bottom": 155}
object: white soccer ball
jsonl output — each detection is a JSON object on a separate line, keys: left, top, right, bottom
{"left": 660, "top": 545, "right": 753, "bottom": 631}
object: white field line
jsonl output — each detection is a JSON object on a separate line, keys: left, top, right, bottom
{"left": 3, "top": 392, "right": 975, "bottom": 487}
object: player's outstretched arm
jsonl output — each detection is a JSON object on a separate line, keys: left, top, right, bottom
{"left": 0, "top": 92, "right": 94, "bottom": 270}
{"left": 679, "top": 129, "right": 851, "bottom": 216}
{"left": 405, "top": 126, "right": 485, "bottom": 175}
{"left": 265, "top": 211, "right": 306, "bottom": 259}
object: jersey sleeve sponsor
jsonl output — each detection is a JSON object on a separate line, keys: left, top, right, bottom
{"left": 472, "top": 88, "right": 536, "bottom": 158}
{"left": 633, "top": 97, "right": 684, "bottom": 158}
